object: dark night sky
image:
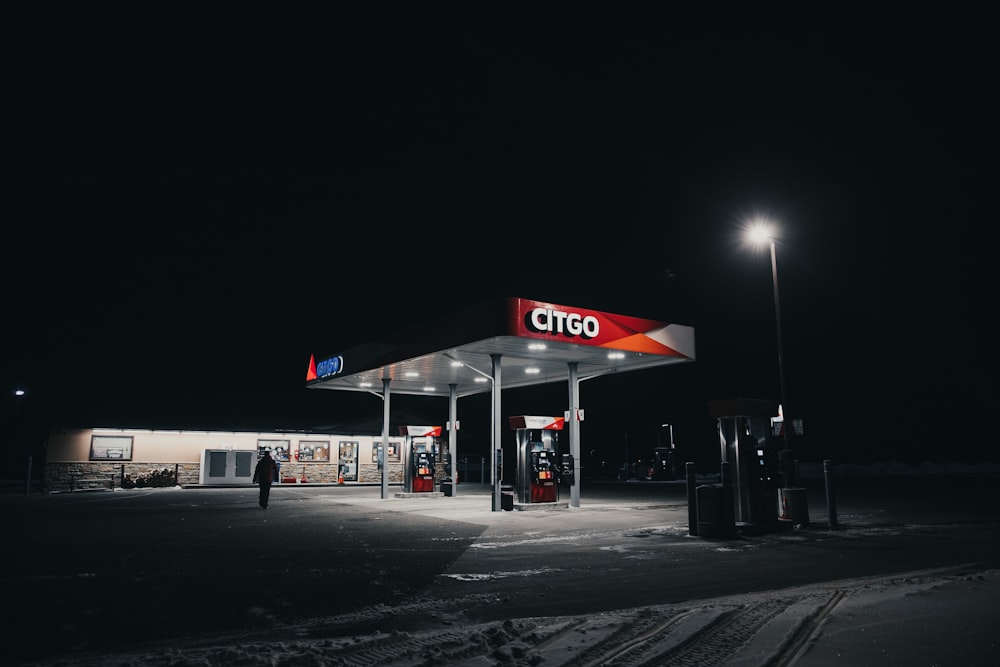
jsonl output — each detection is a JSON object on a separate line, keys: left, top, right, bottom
{"left": 4, "top": 5, "right": 997, "bottom": 467}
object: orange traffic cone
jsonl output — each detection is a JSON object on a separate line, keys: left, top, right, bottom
{"left": 338, "top": 470, "right": 345, "bottom": 485}
{"left": 300, "top": 470, "right": 308, "bottom": 484}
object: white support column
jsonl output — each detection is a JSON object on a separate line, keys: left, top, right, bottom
{"left": 568, "top": 361, "right": 581, "bottom": 508}
{"left": 491, "top": 353, "right": 503, "bottom": 512}
{"left": 381, "top": 378, "right": 391, "bottom": 500}
{"left": 449, "top": 383, "right": 458, "bottom": 497}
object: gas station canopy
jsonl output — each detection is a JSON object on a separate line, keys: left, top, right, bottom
{"left": 306, "top": 297, "right": 696, "bottom": 398}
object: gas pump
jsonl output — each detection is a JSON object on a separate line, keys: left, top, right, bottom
{"left": 709, "top": 399, "right": 781, "bottom": 524}
{"left": 400, "top": 425, "right": 442, "bottom": 493}
{"left": 652, "top": 447, "right": 676, "bottom": 480}
{"left": 508, "top": 415, "right": 564, "bottom": 504}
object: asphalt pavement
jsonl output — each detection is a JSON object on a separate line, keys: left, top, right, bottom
{"left": 2, "top": 473, "right": 998, "bottom": 665}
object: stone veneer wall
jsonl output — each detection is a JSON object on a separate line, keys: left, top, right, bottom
{"left": 44, "top": 462, "right": 201, "bottom": 493}
{"left": 357, "top": 463, "right": 404, "bottom": 484}
{"left": 45, "top": 460, "right": 453, "bottom": 492}
{"left": 348, "top": 462, "right": 452, "bottom": 485}
{"left": 276, "top": 462, "right": 336, "bottom": 484}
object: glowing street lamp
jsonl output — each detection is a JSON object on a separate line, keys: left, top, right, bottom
{"left": 659, "top": 423, "right": 673, "bottom": 448}
{"left": 13, "top": 388, "right": 25, "bottom": 421}
{"left": 746, "top": 220, "right": 791, "bottom": 456}
{"left": 13, "top": 389, "right": 28, "bottom": 492}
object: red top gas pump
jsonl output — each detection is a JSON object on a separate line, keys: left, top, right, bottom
{"left": 400, "top": 425, "right": 442, "bottom": 493}
{"left": 508, "top": 416, "right": 564, "bottom": 504}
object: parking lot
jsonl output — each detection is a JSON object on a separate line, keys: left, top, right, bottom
{"left": 3, "top": 474, "right": 999, "bottom": 665}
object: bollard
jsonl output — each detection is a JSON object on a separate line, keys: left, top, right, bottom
{"left": 685, "top": 462, "right": 698, "bottom": 536}
{"left": 823, "top": 459, "right": 838, "bottom": 527}
{"left": 25, "top": 456, "right": 32, "bottom": 494}
{"left": 720, "top": 460, "right": 736, "bottom": 538}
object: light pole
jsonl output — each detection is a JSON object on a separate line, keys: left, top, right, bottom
{"left": 661, "top": 423, "right": 674, "bottom": 449}
{"left": 747, "top": 221, "right": 791, "bottom": 458}
{"left": 623, "top": 431, "right": 629, "bottom": 481}
{"left": 659, "top": 423, "right": 675, "bottom": 480}
{"left": 14, "top": 389, "right": 29, "bottom": 493}
{"left": 13, "top": 389, "right": 25, "bottom": 446}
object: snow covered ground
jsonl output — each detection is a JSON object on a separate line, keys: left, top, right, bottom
{"left": 30, "top": 567, "right": 1000, "bottom": 666}
{"left": 13, "top": 462, "right": 1000, "bottom": 666}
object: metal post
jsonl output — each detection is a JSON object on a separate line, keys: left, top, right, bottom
{"left": 381, "top": 378, "right": 391, "bottom": 500}
{"left": 623, "top": 431, "right": 628, "bottom": 480}
{"left": 491, "top": 353, "right": 502, "bottom": 511}
{"left": 567, "top": 361, "right": 581, "bottom": 508}
{"left": 446, "top": 383, "right": 458, "bottom": 497}
{"left": 685, "top": 462, "right": 697, "bottom": 536}
{"left": 25, "top": 456, "right": 32, "bottom": 494}
{"left": 768, "top": 239, "right": 791, "bottom": 458}
{"left": 720, "top": 460, "right": 736, "bottom": 538}
{"left": 778, "top": 448, "right": 793, "bottom": 488}
{"left": 823, "top": 459, "right": 838, "bottom": 527}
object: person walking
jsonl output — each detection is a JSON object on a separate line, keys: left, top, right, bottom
{"left": 252, "top": 450, "right": 278, "bottom": 509}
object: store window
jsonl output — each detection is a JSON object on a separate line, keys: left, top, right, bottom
{"left": 90, "top": 435, "right": 133, "bottom": 461}
{"left": 298, "top": 440, "right": 330, "bottom": 462}
{"left": 372, "top": 439, "right": 402, "bottom": 463}
{"left": 258, "top": 439, "right": 291, "bottom": 462}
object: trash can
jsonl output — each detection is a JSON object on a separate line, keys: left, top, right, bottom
{"left": 501, "top": 484, "right": 514, "bottom": 511}
{"left": 440, "top": 477, "right": 453, "bottom": 497}
{"left": 696, "top": 484, "right": 724, "bottom": 538}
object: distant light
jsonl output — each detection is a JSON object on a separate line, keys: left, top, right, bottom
{"left": 422, "top": 386, "right": 435, "bottom": 392}
{"left": 474, "top": 377, "right": 488, "bottom": 383}
{"left": 359, "top": 382, "right": 373, "bottom": 388}
{"left": 528, "top": 343, "right": 546, "bottom": 351}
{"left": 405, "top": 371, "right": 419, "bottom": 377}
{"left": 525, "top": 367, "right": 541, "bottom": 374}
{"left": 450, "top": 360, "right": 463, "bottom": 367}
{"left": 14, "top": 389, "right": 25, "bottom": 397}
{"left": 607, "top": 352, "right": 625, "bottom": 360}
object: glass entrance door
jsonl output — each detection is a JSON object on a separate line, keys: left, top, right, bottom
{"left": 338, "top": 441, "right": 359, "bottom": 481}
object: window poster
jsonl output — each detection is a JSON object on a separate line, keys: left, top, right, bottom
{"left": 258, "top": 439, "right": 291, "bottom": 462}
{"left": 90, "top": 435, "right": 134, "bottom": 461}
{"left": 298, "top": 441, "right": 330, "bottom": 462}
{"left": 372, "top": 439, "right": 402, "bottom": 462}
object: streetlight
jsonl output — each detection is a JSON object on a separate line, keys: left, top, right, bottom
{"left": 746, "top": 220, "right": 792, "bottom": 462}
{"left": 13, "top": 389, "right": 25, "bottom": 435}
{"left": 658, "top": 423, "right": 675, "bottom": 480}
{"left": 13, "top": 389, "right": 28, "bottom": 493}
{"left": 660, "top": 423, "right": 674, "bottom": 449}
